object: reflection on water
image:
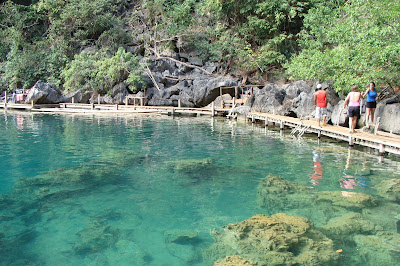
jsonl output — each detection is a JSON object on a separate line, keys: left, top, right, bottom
{"left": 310, "top": 150, "right": 323, "bottom": 186}
{"left": 340, "top": 148, "right": 373, "bottom": 191}
{"left": 0, "top": 111, "right": 399, "bottom": 265}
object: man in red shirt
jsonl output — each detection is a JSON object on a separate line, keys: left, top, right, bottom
{"left": 314, "top": 84, "right": 328, "bottom": 127}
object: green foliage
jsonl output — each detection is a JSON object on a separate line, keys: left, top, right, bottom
{"left": 0, "top": 2, "right": 66, "bottom": 90}
{"left": 1, "top": 42, "right": 68, "bottom": 90}
{"left": 286, "top": 0, "right": 400, "bottom": 92}
{"left": 61, "top": 48, "right": 143, "bottom": 93}
{"left": 195, "top": 0, "right": 318, "bottom": 73}
{"left": 36, "top": 0, "right": 127, "bottom": 54}
{"left": 1, "top": 0, "right": 399, "bottom": 94}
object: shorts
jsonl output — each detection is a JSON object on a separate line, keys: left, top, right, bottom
{"left": 366, "top": 101, "right": 376, "bottom": 108}
{"left": 348, "top": 106, "right": 360, "bottom": 118}
{"left": 315, "top": 107, "right": 327, "bottom": 119}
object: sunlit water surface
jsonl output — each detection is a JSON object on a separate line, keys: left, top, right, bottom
{"left": 0, "top": 111, "right": 399, "bottom": 265}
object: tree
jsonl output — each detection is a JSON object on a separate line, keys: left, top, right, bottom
{"left": 286, "top": 0, "right": 400, "bottom": 92}
{"left": 195, "top": 0, "right": 319, "bottom": 76}
{"left": 61, "top": 48, "right": 143, "bottom": 93}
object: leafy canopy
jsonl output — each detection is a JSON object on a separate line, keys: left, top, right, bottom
{"left": 286, "top": 0, "right": 400, "bottom": 92}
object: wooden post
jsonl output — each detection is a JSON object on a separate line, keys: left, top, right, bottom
{"left": 4, "top": 91, "right": 7, "bottom": 109}
{"left": 116, "top": 104, "right": 118, "bottom": 110}
{"left": 280, "top": 120, "right": 284, "bottom": 130}
{"left": 91, "top": 103, "right": 94, "bottom": 110}
{"left": 171, "top": 108, "right": 175, "bottom": 116}
{"left": 178, "top": 99, "right": 181, "bottom": 108}
{"left": 97, "top": 95, "right": 100, "bottom": 105}
{"left": 211, "top": 102, "right": 215, "bottom": 117}
{"left": 125, "top": 96, "right": 128, "bottom": 106}
{"left": 348, "top": 136, "right": 354, "bottom": 146}
{"left": 379, "top": 143, "right": 385, "bottom": 156}
{"left": 252, "top": 115, "right": 255, "bottom": 123}
{"left": 265, "top": 117, "right": 268, "bottom": 127}
{"left": 72, "top": 97, "right": 74, "bottom": 104}
{"left": 31, "top": 100, "right": 34, "bottom": 108}
{"left": 220, "top": 87, "right": 223, "bottom": 108}
{"left": 318, "top": 131, "right": 321, "bottom": 139}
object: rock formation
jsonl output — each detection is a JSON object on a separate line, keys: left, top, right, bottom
{"left": 214, "top": 255, "right": 257, "bottom": 266}
{"left": 25, "top": 81, "right": 65, "bottom": 104}
{"left": 205, "top": 213, "right": 339, "bottom": 265}
{"left": 257, "top": 174, "right": 377, "bottom": 225}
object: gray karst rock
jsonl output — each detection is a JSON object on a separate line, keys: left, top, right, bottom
{"left": 25, "top": 81, "right": 64, "bottom": 104}
{"left": 63, "top": 90, "right": 91, "bottom": 104}
{"left": 248, "top": 84, "right": 287, "bottom": 115}
{"left": 110, "top": 82, "right": 130, "bottom": 104}
{"left": 375, "top": 102, "right": 400, "bottom": 134}
{"left": 191, "top": 75, "right": 239, "bottom": 107}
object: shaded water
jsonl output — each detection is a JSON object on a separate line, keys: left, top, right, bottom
{"left": 0, "top": 111, "right": 399, "bottom": 265}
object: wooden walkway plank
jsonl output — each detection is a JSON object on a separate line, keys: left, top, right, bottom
{"left": 247, "top": 111, "right": 400, "bottom": 155}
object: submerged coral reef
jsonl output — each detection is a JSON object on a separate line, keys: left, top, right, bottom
{"left": 206, "top": 213, "right": 339, "bottom": 265}
{"left": 0, "top": 151, "right": 151, "bottom": 265}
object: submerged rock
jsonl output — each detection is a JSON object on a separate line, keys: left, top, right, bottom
{"left": 257, "top": 174, "right": 310, "bottom": 212}
{"left": 11, "top": 151, "right": 147, "bottom": 203}
{"left": 318, "top": 213, "right": 377, "bottom": 241}
{"left": 214, "top": 255, "right": 257, "bottom": 266}
{"left": 167, "top": 158, "right": 214, "bottom": 172}
{"left": 205, "top": 213, "right": 339, "bottom": 265}
{"left": 166, "top": 158, "right": 216, "bottom": 181}
{"left": 164, "top": 230, "right": 202, "bottom": 264}
{"left": 257, "top": 174, "right": 338, "bottom": 224}
{"left": 74, "top": 224, "right": 120, "bottom": 255}
{"left": 257, "top": 174, "right": 377, "bottom": 225}
{"left": 362, "top": 201, "right": 400, "bottom": 233}
{"left": 353, "top": 232, "right": 400, "bottom": 266}
{"left": 316, "top": 191, "right": 376, "bottom": 210}
{"left": 375, "top": 179, "right": 400, "bottom": 202}
{"left": 104, "top": 240, "right": 149, "bottom": 265}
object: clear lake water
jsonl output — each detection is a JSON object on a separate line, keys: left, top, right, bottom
{"left": 0, "top": 111, "right": 399, "bottom": 265}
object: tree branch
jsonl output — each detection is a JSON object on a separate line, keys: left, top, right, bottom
{"left": 146, "top": 46, "right": 213, "bottom": 75}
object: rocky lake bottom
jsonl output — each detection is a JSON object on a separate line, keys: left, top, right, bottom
{"left": 0, "top": 112, "right": 399, "bottom": 265}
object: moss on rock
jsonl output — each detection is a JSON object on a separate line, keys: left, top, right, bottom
{"left": 353, "top": 231, "right": 400, "bottom": 266}
{"left": 205, "top": 213, "right": 339, "bottom": 265}
{"left": 375, "top": 179, "right": 400, "bottom": 202}
{"left": 318, "top": 212, "right": 377, "bottom": 241}
{"left": 214, "top": 255, "right": 257, "bottom": 266}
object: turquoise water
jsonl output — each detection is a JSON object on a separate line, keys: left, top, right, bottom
{"left": 0, "top": 111, "right": 399, "bottom": 265}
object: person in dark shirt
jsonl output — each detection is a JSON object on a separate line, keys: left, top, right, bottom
{"left": 362, "top": 82, "right": 377, "bottom": 128}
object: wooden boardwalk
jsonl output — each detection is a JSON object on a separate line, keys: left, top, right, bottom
{"left": 0, "top": 102, "right": 226, "bottom": 116}
{"left": 247, "top": 111, "right": 400, "bottom": 156}
{"left": 2, "top": 102, "right": 400, "bottom": 155}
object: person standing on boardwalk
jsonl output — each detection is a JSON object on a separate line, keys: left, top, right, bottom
{"left": 314, "top": 84, "right": 328, "bottom": 127}
{"left": 343, "top": 85, "right": 362, "bottom": 133}
{"left": 362, "top": 81, "right": 377, "bottom": 128}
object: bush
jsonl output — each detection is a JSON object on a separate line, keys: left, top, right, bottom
{"left": 61, "top": 48, "right": 143, "bottom": 93}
